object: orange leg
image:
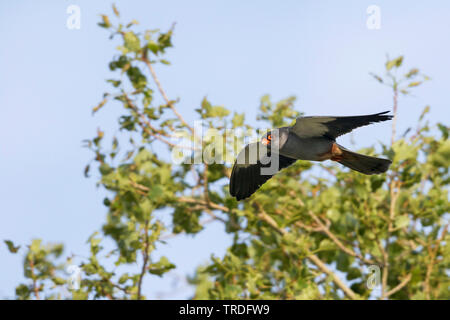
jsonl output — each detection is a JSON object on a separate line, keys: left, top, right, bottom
{"left": 330, "top": 143, "right": 343, "bottom": 161}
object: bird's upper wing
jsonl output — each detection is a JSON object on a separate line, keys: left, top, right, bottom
{"left": 229, "top": 142, "right": 297, "bottom": 201}
{"left": 291, "top": 111, "right": 393, "bottom": 139}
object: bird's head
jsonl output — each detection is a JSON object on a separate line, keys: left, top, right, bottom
{"left": 261, "top": 132, "right": 272, "bottom": 146}
{"left": 261, "top": 127, "right": 289, "bottom": 151}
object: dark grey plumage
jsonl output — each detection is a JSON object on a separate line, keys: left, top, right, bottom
{"left": 291, "top": 111, "right": 393, "bottom": 139}
{"left": 229, "top": 143, "right": 296, "bottom": 201}
{"left": 229, "top": 111, "right": 393, "bottom": 201}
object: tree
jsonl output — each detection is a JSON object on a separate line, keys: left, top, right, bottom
{"left": 5, "top": 6, "right": 449, "bottom": 300}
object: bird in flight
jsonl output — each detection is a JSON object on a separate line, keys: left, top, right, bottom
{"left": 229, "top": 111, "right": 393, "bottom": 201}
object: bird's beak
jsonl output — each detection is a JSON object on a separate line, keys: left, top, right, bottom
{"left": 261, "top": 138, "right": 269, "bottom": 145}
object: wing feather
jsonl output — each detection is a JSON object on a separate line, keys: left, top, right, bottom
{"left": 229, "top": 143, "right": 297, "bottom": 201}
{"left": 291, "top": 111, "right": 392, "bottom": 139}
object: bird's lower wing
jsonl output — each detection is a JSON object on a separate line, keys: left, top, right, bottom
{"left": 229, "top": 143, "right": 297, "bottom": 201}
{"left": 291, "top": 111, "right": 392, "bottom": 139}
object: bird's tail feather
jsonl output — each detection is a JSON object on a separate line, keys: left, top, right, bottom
{"left": 336, "top": 145, "right": 391, "bottom": 175}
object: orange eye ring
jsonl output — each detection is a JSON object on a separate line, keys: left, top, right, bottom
{"left": 262, "top": 134, "right": 272, "bottom": 146}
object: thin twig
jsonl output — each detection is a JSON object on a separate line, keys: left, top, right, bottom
{"left": 424, "top": 223, "right": 448, "bottom": 299}
{"left": 257, "top": 209, "right": 358, "bottom": 300}
{"left": 291, "top": 194, "right": 378, "bottom": 265}
{"left": 29, "top": 259, "right": 40, "bottom": 300}
{"left": 385, "top": 273, "right": 412, "bottom": 297}
{"left": 306, "top": 210, "right": 377, "bottom": 265}
{"left": 178, "top": 197, "right": 227, "bottom": 223}
{"left": 307, "top": 254, "right": 358, "bottom": 300}
{"left": 391, "top": 87, "right": 398, "bottom": 145}
{"left": 203, "top": 163, "right": 210, "bottom": 203}
{"left": 123, "top": 93, "right": 197, "bottom": 151}
{"left": 142, "top": 55, "right": 194, "bottom": 133}
{"left": 382, "top": 85, "right": 399, "bottom": 299}
{"left": 137, "top": 219, "right": 150, "bottom": 299}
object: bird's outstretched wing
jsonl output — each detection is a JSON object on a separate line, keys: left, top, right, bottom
{"left": 291, "top": 111, "right": 393, "bottom": 139}
{"left": 229, "top": 142, "right": 297, "bottom": 201}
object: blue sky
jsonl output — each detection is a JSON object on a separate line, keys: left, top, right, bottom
{"left": 1, "top": 1, "right": 449, "bottom": 299}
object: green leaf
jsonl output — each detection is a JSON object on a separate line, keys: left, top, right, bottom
{"left": 408, "top": 81, "right": 422, "bottom": 87}
{"left": 147, "top": 41, "right": 159, "bottom": 54}
{"left": 318, "top": 239, "right": 336, "bottom": 251}
{"left": 52, "top": 277, "right": 66, "bottom": 285}
{"left": 92, "top": 97, "right": 108, "bottom": 114}
{"left": 99, "top": 15, "right": 111, "bottom": 28}
{"left": 232, "top": 112, "right": 245, "bottom": 127}
{"left": 148, "top": 185, "right": 163, "bottom": 199}
{"left": 157, "top": 30, "right": 173, "bottom": 52}
{"left": 99, "top": 163, "right": 114, "bottom": 175}
{"left": 201, "top": 97, "right": 212, "bottom": 116}
{"left": 123, "top": 31, "right": 141, "bottom": 52}
{"left": 84, "top": 164, "right": 90, "bottom": 178}
{"left": 392, "top": 139, "right": 418, "bottom": 163}
{"left": 118, "top": 273, "right": 129, "bottom": 284}
{"left": 126, "top": 66, "right": 147, "bottom": 90}
{"left": 106, "top": 79, "right": 121, "bottom": 88}
{"left": 437, "top": 123, "right": 449, "bottom": 140}
{"left": 148, "top": 256, "right": 175, "bottom": 276}
{"left": 200, "top": 98, "right": 230, "bottom": 118}
{"left": 30, "top": 239, "right": 42, "bottom": 253}
{"left": 395, "top": 215, "right": 410, "bottom": 229}
{"left": 173, "top": 206, "right": 203, "bottom": 234}
{"left": 419, "top": 105, "right": 430, "bottom": 121}
{"left": 209, "top": 106, "right": 230, "bottom": 118}
{"left": 405, "top": 68, "right": 419, "bottom": 78}
{"left": 126, "top": 20, "right": 139, "bottom": 28}
{"left": 386, "top": 56, "right": 403, "bottom": 70}
{"left": 4, "top": 240, "right": 20, "bottom": 253}
{"left": 16, "top": 284, "right": 31, "bottom": 300}
{"left": 112, "top": 4, "right": 120, "bottom": 17}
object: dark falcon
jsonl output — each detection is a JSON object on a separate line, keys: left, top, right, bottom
{"left": 230, "top": 111, "right": 393, "bottom": 200}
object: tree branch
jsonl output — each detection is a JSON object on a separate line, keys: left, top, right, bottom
{"left": 391, "top": 86, "right": 398, "bottom": 145}
{"left": 29, "top": 259, "right": 40, "bottom": 300}
{"left": 307, "top": 254, "right": 358, "bottom": 300}
{"left": 382, "top": 84, "right": 399, "bottom": 299}
{"left": 137, "top": 219, "right": 150, "bottom": 300}
{"left": 385, "top": 273, "right": 411, "bottom": 298}
{"left": 141, "top": 55, "right": 194, "bottom": 133}
{"left": 257, "top": 209, "right": 358, "bottom": 300}
{"left": 424, "top": 223, "right": 448, "bottom": 299}
{"left": 123, "top": 93, "right": 198, "bottom": 151}
{"left": 306, "top": 209, "right": 377, "bottom": 265}
{"left": 291, "top": 195, "right": 378, "bottom": 265}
